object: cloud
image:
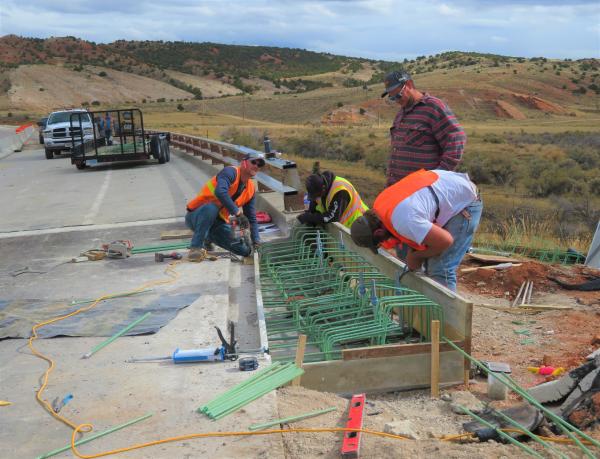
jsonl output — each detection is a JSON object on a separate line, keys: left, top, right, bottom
{"left": 438, "top": 3, "right": 461, "bottom": 16}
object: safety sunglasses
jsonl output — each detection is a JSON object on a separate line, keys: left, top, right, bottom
{"left": 388, "top": 84, "right": 406, "bottom": 102}
{"left": 249, "top": 159, "right": 264, "bottom": 167}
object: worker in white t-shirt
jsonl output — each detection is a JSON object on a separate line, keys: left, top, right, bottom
{"left": 350, "top": 169, "right": 483, "bottom": 291}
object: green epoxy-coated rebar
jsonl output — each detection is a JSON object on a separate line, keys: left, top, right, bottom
{"left": 491, "top": 408, "right": 568, "bottom": 459}
{"left": 458, "top": 405, "right": 544, "bottom": 458}
{"left": 35, "top": 412, "right": 153, "bottom": 459}
{"left": 131, "top": 242, "right": 191, "bottom": 254}
{"left": 199, "top": 363, "right": 303, "bottom": 420}
{"left": 206, "top": 366, "right": 300, "bottom": 417}
{"left": 248, "top": 407, "right": 337, "bottom": 430}
{"left": 442, "top": 337, "right": 599, "bottom": 457}
{"left": 82, "top": 312, "right": 152, "bottom": 359}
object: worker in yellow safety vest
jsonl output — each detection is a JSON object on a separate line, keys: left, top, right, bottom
{"left": 297, "top": 164, "right": 368, "bottom": 228}
{"left": 185, "top": 152, "right": 265, "bottom": 262}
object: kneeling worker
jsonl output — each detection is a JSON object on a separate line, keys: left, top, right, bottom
{"left": 185, "top": 152, "right": 264, "bottom": 262}
{"left": 298, "top": 164, "right": 368, "bottom": 228}
{"left": 350, "top": 169, "right": 482, "bottom": 291}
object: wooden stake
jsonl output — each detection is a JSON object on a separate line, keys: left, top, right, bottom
{"left": 431, "top": 320, "right": 440, "bottom": 398}
{"left": 291, "top": 334, "right": 307, "bottom": 386}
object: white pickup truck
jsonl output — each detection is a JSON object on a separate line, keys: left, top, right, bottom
{"left": 43, "top": 109, "right": 96, "bottom": 159}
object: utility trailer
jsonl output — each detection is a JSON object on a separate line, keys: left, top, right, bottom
{"left": 70, "top": 108, "right": 170, "bottom": 170}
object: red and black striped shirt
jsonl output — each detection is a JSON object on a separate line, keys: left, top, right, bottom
{"left": 387, "top": 94, "right": 465, "bottom": 187}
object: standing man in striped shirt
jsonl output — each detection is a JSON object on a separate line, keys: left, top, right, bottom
{"left": 382, "top": 70, "right": 466, "bottom": 187}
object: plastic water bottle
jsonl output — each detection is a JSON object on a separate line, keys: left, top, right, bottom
{"left": 303, "top": 193, "right": 310, "bottom": 210}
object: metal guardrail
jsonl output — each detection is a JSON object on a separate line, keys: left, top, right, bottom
{"left": 170, "top": 133, "right": 304, "bottom": 212}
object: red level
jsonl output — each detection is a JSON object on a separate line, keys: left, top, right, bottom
{"left": 341, "top": 393, "right": 366, "bottom": 458}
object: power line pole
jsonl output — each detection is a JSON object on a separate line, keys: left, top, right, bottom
{"left": 242, "top": 93, "right": 245, "bottom": 120}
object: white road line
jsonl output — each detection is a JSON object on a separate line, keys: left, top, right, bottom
{"left": 82, "top": 169, "right": 112, "bottom": 225}
{"left": 0, "top": 217, "right": 185, "bottom": 239}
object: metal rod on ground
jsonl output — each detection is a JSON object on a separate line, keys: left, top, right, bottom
{"left": 527, "top": 281, "right": 534, "bottom": 304}
{"left": 82, "top": 312, "right": 152, "bottom": 359}
{"left": 512, "top": 281, "right": 526, "bottom": 307}
{"left": 291, "top": 334, "right": 307, "bottom": 387}
{"left": 248, "top": 407, "right": 337, "bottom": 431}
{"left": 35, "top": 412, "right": 153, "bottom": 459}
{"left": 458, "top": 405, "right": 544, "bottom": 458}
{"left": 431, "top": 320, "right": 440, "bottom": 398}
{"left": 521, "top": 281, "right": 532, "bottom": 306}
{"left": 442, "top": 337, "right": 599, "bottom": 456}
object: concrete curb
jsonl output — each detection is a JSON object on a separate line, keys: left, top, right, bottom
{"left": 0, "top": 126, "right": 35, "bottom": 160}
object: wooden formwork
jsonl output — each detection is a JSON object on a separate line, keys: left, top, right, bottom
{"left": 255, "top": 222, "right": 473, "bottom": 395}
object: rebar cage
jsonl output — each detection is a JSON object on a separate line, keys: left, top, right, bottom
{"left": 258, "top": 225, "right": 444, "bottom": 363}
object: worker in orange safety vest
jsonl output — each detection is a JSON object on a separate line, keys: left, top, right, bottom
{"left": 185, "top": 152, "right": 265, "bottom": 262}
{"left": 350, "top": 169, "right": 482, "bottom": 291}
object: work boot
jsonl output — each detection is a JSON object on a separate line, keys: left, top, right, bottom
{"left": 204, "top": 241, "right": 215, "bottom": 251}
{"left": 188, "top": 247, "right": 207, "bottom": 262}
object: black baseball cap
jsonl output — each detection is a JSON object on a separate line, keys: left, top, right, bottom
{"left": 305, "top": 174, "right": 325, "bottom": 200}
{"left": 350, "top": 214, "right": 379, "bottom": 253}
{"left": 381, "top": 70, "right": 411, "bottom": 98}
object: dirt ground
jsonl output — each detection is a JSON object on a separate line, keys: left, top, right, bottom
{"left": 276, "top": 258, "right": 600, "bottom": 458}
{"left": 276, "top": 386, "right": 599, "bottom": 458}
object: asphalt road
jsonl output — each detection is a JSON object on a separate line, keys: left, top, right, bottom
{"left": 0, "top": 143, "right": 210, "bottom": 233}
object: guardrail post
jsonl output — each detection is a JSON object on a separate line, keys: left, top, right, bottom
{"left": 282, "top": 167, "right": 304, "bottom": 212}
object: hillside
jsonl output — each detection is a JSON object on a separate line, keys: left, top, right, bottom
{"left": 0, "top": 35, "right": 598, "bottom": 119}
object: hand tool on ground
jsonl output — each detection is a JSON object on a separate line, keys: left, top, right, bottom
{"left": 229, "top": 215, "right": 252, "bottom": 251}
{"left": 154, "top": 251, "right": 183, "bottom": 262}
{"left": 341, "top": 393, "right": 366, "bottom": 458}
{"left": 51, "top": 393, "right": 73, "bottom": 413}
{"left": 528, "top": 366, "right": 565, "bottom": 377}
{"left": 104, "top": 240, "right": 133, "bottom": 259}
{"left": 239, "top": 356, "right": 259, "bottom": 371}
{"left": 80, "top": 249, "right": 106, "bottom": 261}
{"left": 127, "top": 322, "right": 267, "bottom": 363}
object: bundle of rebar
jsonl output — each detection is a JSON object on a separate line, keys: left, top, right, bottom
{"left": 198, "top": 362, "right": 303, "bottom": 420}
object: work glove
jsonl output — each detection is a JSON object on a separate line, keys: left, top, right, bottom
{"left": 253, "top": 241, "right": 262, "bottom": 251}
{"left": 238, "top": 214, "right": 250, "bottom": 229}
{"left": 297, "top": 212, "right": 322, "bottom": 226}
{"left": 297, "top": 212, "right": 310, "bottom": 225}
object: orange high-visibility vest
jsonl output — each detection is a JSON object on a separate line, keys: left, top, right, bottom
{"left": 186, "top": 166, "right": 256, "bottom": 222}
{"left": 315, "top": 176, "right": 368, "bottom": 228}
{"left": 373, "top": 169, "right": 439, "bottom": 250}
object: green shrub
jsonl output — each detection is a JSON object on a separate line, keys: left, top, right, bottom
{"left": 364, "top": 146, "right": 388, "bottom": 171}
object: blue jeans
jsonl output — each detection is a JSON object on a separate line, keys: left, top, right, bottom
{"left": 185, "top": 203, "right": 251, "bottom": 257}
{"left": 426, "top": 199, "right": 483, "bottom": 291}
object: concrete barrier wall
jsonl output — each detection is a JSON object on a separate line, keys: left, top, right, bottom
{"left": 0, "top": 125, "right": 35, "bottom": 159}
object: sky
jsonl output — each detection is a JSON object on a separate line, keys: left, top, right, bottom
{"left": 1, "top": 0, "right": 599, "bottom": 61}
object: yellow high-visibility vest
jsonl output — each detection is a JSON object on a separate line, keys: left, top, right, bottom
{"left": 315, "top": 176, "right": 368, "bottom": 228}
